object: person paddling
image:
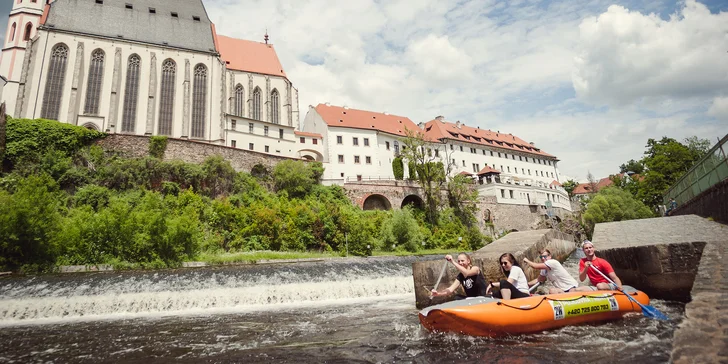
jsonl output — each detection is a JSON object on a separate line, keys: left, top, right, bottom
{"left": 430, "top": 253, "right": 487, "bottom": 298}
{"left": 486, "top": 253, "right": 530, "bottom": 300}
{"left": 579, "top": 240, "right": 623, "bottom": 291}
{"left": 523, "top": 249, "right": 593, "bottom": 294}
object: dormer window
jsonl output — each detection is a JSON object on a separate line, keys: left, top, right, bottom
{"left": 125, "top": 3, "right": 133, "bottom": 9}
{"left": 95, "top": 0, "right": 103, "bottom": 4}
{"left": 149, "top": 8, "right": 156, "bottom": 14}
{"left": 171, "top": 12, "right": 179, "bottom": 18}
{"left": 192, "top": 16, "right": 201, "bottom": 21}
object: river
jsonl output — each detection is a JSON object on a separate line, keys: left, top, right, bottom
{"left": 0, "top": 254, "right": 682, "bottom": 363}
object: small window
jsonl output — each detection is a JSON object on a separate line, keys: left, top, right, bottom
{"left": 519, "top": 156, "right": 523, "bottom": 161}
{"left": 353, "top": 137, "right": 359, "bottom": 146}
{"left": 354, "top": 156, "right": 360, "bottom": 164}
{"left": 279, "top": 129, "right": 284, "bottom": 139}
{"left": 490, "top": 151, "right": 494, "bottom": 156}
{"left": 231, "top": 120, "right": 236, "bottom": 130}
{"left": 337, "top": 135, "right": 343, "bottom": 144}
{"left": 95, "top": 0, "right": 103, "bottom": 4}
{"left": 312, "top": 139, "right": 318, "bottom": 145}
{"left": 193, "top": 16, "right": 201, "bottom": 21}
{"left": 482, "top": 150, "right": 486, "bottom": 155}
{"left": 366, "top": 156, "right": 371, "bottom": 164}
{"left": 338, "top": 155, "right": 344, "bottom": 163}
{"left": 498, "top": 152, "right": 502, "bottom": 158}
{"left": 264, "top": 126, "right": 269, "bottom": 136}
{"left": 459, "top": 146, "right": 463, "bottom": 152}
{"left": 364, "top": 138, "right": 369, "bottom": 146}
{"left": 231, "top": 140, "right": 236, "bottom": 148}
{"left": 386, "top": 141, "right": 390, "bottom": 150}
{"left": 507, "top": 166, "right": 511, "bottom": 172}
{"left": 434, "top": 149, "right": 439, "bottom": 157}
{"left": 149, "top": 8, "right": 156, "bottom": 14}
{"left": 249, "top": 143, "right": 254, "bottom": 150}
{"left": 512, "top": 155, "right": 516, "bottom": 160}
{"left": 248, "top": 123, "right": 254, "bottom": 133}
{"left": 509, "top": 190, "right": 514, "bottom": 199}
{"left": 125, "top": 3, "right": 133, "bottom": 9}
{"left": 265, "top": 146, "right": 270, "bottom": 153}
{"left": 462, "top": 160, "right": 466, "bottom": 167}
{"left": 300, "top": 137, "right": 305, "bottom": 143}
{"left": 171, "top": 12, "right": 179, "bottom": 18}
{"left": 501, "top": 189, "right": 505, "bottom": 198}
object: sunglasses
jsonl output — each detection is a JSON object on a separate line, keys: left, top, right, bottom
{"left": 500, "top": 261, "right": 509, "bottom": 266}
{"left": 540, "top": 255, "right": 549, "bottom": 259}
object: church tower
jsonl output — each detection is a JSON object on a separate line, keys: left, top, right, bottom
{"left": 0, "top": 0, "right": 48, "bottom": 111}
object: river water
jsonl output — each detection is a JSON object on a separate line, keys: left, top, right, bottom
{"left": 0, "top": 255, "right": 682, "bottom": 363}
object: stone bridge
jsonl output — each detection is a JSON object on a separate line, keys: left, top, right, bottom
{"left": 342, "top": 180, "right": 429, "bottom": 211}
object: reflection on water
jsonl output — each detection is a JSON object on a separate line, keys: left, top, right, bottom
{"left": 0, "top": 254, "right": 682, "bottom": 363}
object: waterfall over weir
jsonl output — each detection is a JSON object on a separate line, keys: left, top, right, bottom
{"left": 0, "top": 257, "right": 418, "bottom": 326}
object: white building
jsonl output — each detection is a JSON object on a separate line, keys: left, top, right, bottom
{"left": 301, "top": 103, "right": 420, "bottom": 183}
{"left": 0, "top": 0, "right": 299, "bottom": 152}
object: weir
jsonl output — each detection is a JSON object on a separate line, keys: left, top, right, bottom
{"left": 411, "top": 229, "right": 576, "bottom": 309}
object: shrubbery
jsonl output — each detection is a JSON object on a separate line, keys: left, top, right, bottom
{"left": 0, "top": 118, "right": 490, "bottom": 272}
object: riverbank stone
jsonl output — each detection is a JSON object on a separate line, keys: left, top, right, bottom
{"left": 411, "top": 229, "right": 576, "bottom": 309}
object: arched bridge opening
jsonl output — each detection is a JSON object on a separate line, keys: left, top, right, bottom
{"left": 401, "top": 194, "right": 424, "bottom": 210}
{"left": 362, "top": 194, "right": 392, "bottom": 211}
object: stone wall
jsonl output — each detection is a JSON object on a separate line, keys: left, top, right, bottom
{"left": 671, "top": 178, "right": 728, "bottom": 225}
{"left": 478, "top": 197, "right": 571, "bottom": 233}
{"left": 96, "top": 134, "right": 297, "bottom": 173}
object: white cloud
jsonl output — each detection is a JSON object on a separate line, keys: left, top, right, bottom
{"left": 573, "top": 0, "right": 728, "bottom": 106}
{"left": 707, "top": 96, "right": 728, "bottom": 121}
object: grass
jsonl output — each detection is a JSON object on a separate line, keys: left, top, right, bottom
{"left": 193, "top": 248, "right": 460, "bottom": 265}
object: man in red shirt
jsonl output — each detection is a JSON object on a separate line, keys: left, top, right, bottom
{"left": 579, "top": 240, "right": 623, "bottom": 290}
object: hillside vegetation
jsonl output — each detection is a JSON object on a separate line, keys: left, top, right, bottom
{"left": 0, "top": 118, "right": 489, "bottom": 272}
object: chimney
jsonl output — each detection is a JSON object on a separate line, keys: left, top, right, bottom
{"left": 529, "top": 142, "right": 535, "bottom": 146}
{"left": 417, "top": 122, "right": 424, "bottom": 129}
{"left": 455, "top": 121, "right": 461, "bottom": 129}
{"left": 383, "top": 111, "right": 389, "bottom": 115}
{"left": 435, "top": 115, "right": 444, "bottom": 121}
{"left": 343, "top": 105, "right": 348, "bottom": 109}
{"left": 325, "top": 102, "right": 331, "bottom": 106}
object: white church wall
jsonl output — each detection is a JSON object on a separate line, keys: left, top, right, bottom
{"left": 226, "top": 70, "right": 294, "bottom": 127}
{"left": 24, "top": 30, "right": 223, "bottom": 141}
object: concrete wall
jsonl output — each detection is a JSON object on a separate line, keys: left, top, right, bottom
{"left": 411, "top": 229, "right": 575, "bottom": 309}
{"left": 670, "top": 178, "right": 728, "bottom": 225}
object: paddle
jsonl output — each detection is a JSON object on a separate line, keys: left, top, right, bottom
{"left": 589, "top": 265, "right": 669, "bottom": 320}
{"left": 429, "top": 260, "right": 449, "bottom": 298}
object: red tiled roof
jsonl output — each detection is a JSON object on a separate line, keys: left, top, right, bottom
{"left": 458, "top": 171, "right": 473, "bottom": 176}
{"left": 314, "top": 104, "right": 419, "bottom": 137}
{"left": 294, "top": 131, "right": 322, "bottom": 138}
{"left": 216, "top": 35, "right": 287, "bottom": 78}
{"left": 40, "top": 4, "right": 50, "bottom": 25}
{"left": 421, "top": 118, "right": 555, "bottom": 158}
{"left": 572, "top": 183, "right": 592, "bottom": 195}
{"left": 477, "top": 166, "right": 501, "bottom": 175}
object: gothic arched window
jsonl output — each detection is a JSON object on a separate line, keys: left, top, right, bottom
{"left": 23, "top": 23, "right": 32, "bottom": 41}
{"left": 83, "top": 49, "right": 105, "bottom": 115}
{"left": 9, "top": 23, "right": 16, "bottom": 42}
{"left": 252, "top": 87, "right": 261, "bottom": 120}
{"left": 121, "top": 54, "right": 141, "bottom": 132}
{"left": 270, "top": 89, "right": 279, "bottom": 124}
{"left": 40, "top": 43, "right": 69, "bottom": 120}
{"left": 191, "top": 64, "right": 207, "bottom": 138}
{"left": 157, "top": 59, "right": 176, "bottom": 135}
{"left": 234, "top": 84, "right": 244, "bottom": 117}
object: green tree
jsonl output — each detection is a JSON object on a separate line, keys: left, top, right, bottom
{"left": 561, "top": 179, "right": 579, "bottom": 198}
{"left": 407, "top": 160, "right": 417, "bottom": 180}
{"left": 273, "top": 160, "right": 319, "bottom": 198}
{"left": 399, "top": 128, "right": 451, "bottom": 225}
{"left": 392, "top": 156, "right": 404, "bottom": 180}
{"left": 379, "top": 207, "right": 425, "bottom": 252}
{"left": 447, "top": 173, "right": 479, "bottom": 226}
{"left": 619, "top": 159, "right": 644, "bottom": 174}
{"left": 583, "top": 187, "right": 653, "bottom": 238}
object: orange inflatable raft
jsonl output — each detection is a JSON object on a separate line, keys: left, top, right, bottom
{"left": 419, "top": 286, "right": 650, "bottom": 337}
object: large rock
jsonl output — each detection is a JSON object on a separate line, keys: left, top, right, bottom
{"left": 411, "top": 229, "right": 575, "bottom": 309}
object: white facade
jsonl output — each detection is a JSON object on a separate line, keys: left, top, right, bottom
{"left": 224, "top": 114, "right": 297, "bottom": 156}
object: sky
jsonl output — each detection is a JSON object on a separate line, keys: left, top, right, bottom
{"left": 204, "top": 0, "right": 727, "bottom": 181}
{"left": 1, "top": 1, "right": 726, "bottom": 181}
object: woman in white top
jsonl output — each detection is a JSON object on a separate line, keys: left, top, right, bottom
{"left": 486, "top": 253, "right": 530, "bottom": 300}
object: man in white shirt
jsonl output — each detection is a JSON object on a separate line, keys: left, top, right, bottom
{"left": 523, "top": 249, "right": 592, "bottom": 294}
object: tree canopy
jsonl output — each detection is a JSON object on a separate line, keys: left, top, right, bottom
{"left": 582, "top": 187, "right": 653, "bottom": 237}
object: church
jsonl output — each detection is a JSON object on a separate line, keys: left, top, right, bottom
{"left": 1, "top": 0, "right": 299, "bottom": 146}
